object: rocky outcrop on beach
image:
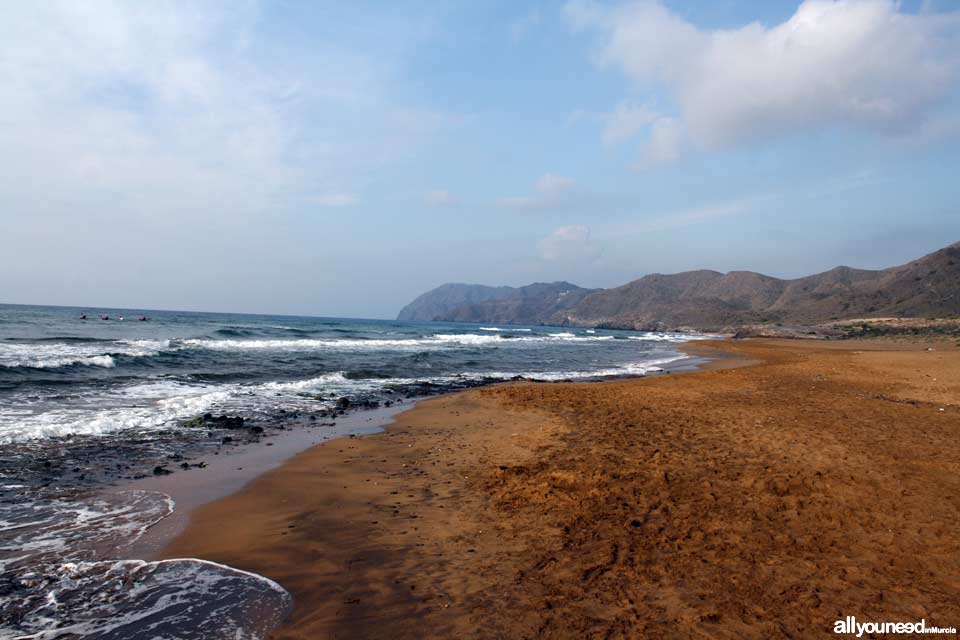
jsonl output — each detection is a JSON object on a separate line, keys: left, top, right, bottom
{"left": 399, "top": 242, "right": 960, "bottom": 332}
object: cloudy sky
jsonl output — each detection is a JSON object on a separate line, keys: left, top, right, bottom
{"left": 2, "top": 0, "right": 959, "bottom": 318}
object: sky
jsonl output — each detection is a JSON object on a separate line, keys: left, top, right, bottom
{"left": 1, "top": 0, "right": 959, "bottom": 319}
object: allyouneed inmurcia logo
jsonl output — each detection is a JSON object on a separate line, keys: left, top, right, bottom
{"left": 834, "top": 616, "right": 957, "bottom": 637}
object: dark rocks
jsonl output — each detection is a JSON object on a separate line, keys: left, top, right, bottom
{"left": 336, "top": 397, "right": 351, "bottom": 410}
{"left": 212, "top": 415, "right": 245, "bottom": 429}
{"left": 182, "top": 414, "right": 247, "bottom": 430}
{"left": 153, "top": 465, "right": 172, "bottom": 476}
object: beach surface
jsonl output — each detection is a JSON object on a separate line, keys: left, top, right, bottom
{"left": 162, "top": 338, "right": 960, "bottom": 638}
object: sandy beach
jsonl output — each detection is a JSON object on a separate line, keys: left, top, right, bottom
{"left": 162, "top": 338, "right": 960, "bottom": 638}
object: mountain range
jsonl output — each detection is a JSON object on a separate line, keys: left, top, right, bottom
{"left": 397, "top": 242, "right": 960, "bottom": 331}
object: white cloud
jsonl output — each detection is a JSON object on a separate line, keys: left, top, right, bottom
{"left": 537, "top": 225, "right": 601, "bottom": 262}
{"left": 0, "top": 2, "right": 456, "bottom": 231}
{"left": 0, "top": 2, "right": 466, "bottom": 312}
{"left": 424, "top": 190, "right": 458, "bottom": 206}
{"left": 567, "top": 0, "right": 960, "bottom": 154}
{"left": 639, "top": 116, "right": 682, "bottom": 166}
{"left": 0, "top": 2, "right": 295, "bottom": 223}
{"left": 499, "top": 173, "right": 576, "bottom": 209}
{"left": 535, "top": 173, "right": 575, "bottom": 195}
{"left": 314, "top": 193, "right": 359, "bottom": 207}
{"left": 602, "top": 101, "right": 658, "bottom": 145}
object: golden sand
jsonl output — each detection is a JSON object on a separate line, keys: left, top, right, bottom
{"left": 163, "top": 338, "right": 960, "bottom": 639}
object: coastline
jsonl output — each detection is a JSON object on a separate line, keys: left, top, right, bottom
{"left": 125, "top": 346, "right": 706, "bottom": 559}
{"left": 126, "top": 345, "right": 710, "bottom": 557}
{"left": 160, "top": 337, "right": 959, "bottom": 638}
{"left": 3, "top": 317, "right": 709, "bottom": 639}
{"left": 124, "top": 402, "right": 415, "bottom": 558}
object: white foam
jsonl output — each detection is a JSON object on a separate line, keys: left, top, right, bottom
{"left": 0, "top": 490, "right": 290, "bottom": 640}
{"left": 432, "top": 333, "right": 506, "bottom": 345}
{"left": 181, "top": 331, "right": 634, "bottom": 353}
{"left": 8, "top": 558, "right": 291, "bottom": 640}
{"left": 627, "top": 333, "right": 692, "bottom": 342}
{"left": 0, "top": 330, "right": 706, "bottom": 443}
{"left": 260, "top": 372, "right": 353, "bottom": 391}
{"left": 0, "top": 383, "right": 234, "bottom": 444}
{"left": 0, "top": 347, "right": 699, "bottom": 444}
{"left": 0, "top": 340, "right": 175, "bottom": 370}
{"left": 0, "top": 371, "right": 383, "bottom": 443}
{"left": 0, "top": 490, "right": 174, "bottom": 574}
{"left": 470, "top": 355, "right": 687, "bottom": 381}
{"left": 310, "top": 354, "right": 688, "bottom": 387}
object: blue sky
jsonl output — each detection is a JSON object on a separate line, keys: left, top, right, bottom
{"left": 1, "top": 0, "right": 958, "bottom": 318}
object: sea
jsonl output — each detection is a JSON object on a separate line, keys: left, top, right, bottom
{"left": 0, "top": 303, "right": 705, "bottom": 638}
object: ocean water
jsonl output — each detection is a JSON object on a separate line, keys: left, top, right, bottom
{"left": 0, "top": 304, "right": 694, "bottom": 444}
{"left": 0, "top": 303, "right": 702, "bottom": 638}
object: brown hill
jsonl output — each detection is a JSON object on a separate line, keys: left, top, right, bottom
{"left": 555, "top": 242, "right": 960, "bottom": 330}
{"left": 397, "top": 242, "right": 960, "bottom": 331}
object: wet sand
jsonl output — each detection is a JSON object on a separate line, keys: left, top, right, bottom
{"left": 127, "top": 404, "right": 411, "bottom": 558}
{"left": 162, "top": 338, "right": 960, "bottom": 638}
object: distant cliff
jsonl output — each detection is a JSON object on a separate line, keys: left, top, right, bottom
{"left": 397, "top": 283, "right": 516, "bottom": 322}
{"left": 397, "top": 242, "right": 960, "bottom": 331}
{"left": 396, "top": 281, "right": 597, "bottom": 324}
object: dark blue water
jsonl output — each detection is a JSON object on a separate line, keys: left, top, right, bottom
{"left": 0, "top": 303, "right": 702, "bottom": 639}
{"left": 0, "top": 304, "right": 695, "bottom": 444}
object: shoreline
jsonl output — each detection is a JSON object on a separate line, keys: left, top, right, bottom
{"left": 149, "top": 341, "right": 746, "bottom": 636}
{"left": 159, "top": 336, "right": 960, "bottom": 638}
{"left": 125, "top": 402, "right": 415, "bottom": 558}
{"left": 129, "top": 345, "right": 716, "bottom": 558}
{"left": 3, "top": 325, "right": 714, "bottom": 639}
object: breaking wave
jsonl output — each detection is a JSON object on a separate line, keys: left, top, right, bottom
{"left": 0, "top": 489, "right": 291, "bottom": 639}
{"left": 0, "top": 340, "right": 174, "bottom": 370}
